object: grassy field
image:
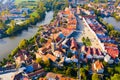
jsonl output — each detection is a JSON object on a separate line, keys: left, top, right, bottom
{"left": 15, "top": 0, "right": 39, "bottom": 8}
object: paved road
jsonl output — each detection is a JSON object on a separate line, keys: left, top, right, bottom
{"left": 75, "top": 14, "right": 83, "bottom": 31}
{"left": 75, "top": 14, "right": 83, "bottom": 80}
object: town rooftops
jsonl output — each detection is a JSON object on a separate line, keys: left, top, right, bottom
{"left": 70, "top": 37, "right": 78, "bottom": 50}
{"left": 93, "top": 60, "right": 104, "bottom": 73}
{"left": 104, "top": 43, "right": 119, "bottom": 59}
{"left": 82, "top": 46, "right": 102, "bottom": 56}
{"left": 46, "top": 54, "right": 57, "bottom": 62}
{"left": 45, "top": 72, "right": 75, "bottom": 80}
{"left": 27, "top": 69, "right": 45, "bottom": 78}
{"left": 83, "top": 15, "right": 96, "bottom": 19}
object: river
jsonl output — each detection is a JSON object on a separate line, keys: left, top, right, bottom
{"left": 0, "top": 11, "right": 53, "bottom": 61}
{"left": 103, "top": 17, "right": 120, "bottom": 31}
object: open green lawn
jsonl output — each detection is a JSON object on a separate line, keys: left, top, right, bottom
{"left": 30, "top": 11, "right": 39, "bottom": 17}
{"left": 15, "top": 0, "right": 39, "bottom": 5}
{"left": 15, "top": 0, "right": 39, "bottom": 9}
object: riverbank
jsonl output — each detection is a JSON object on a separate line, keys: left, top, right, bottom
{"left": 0, "top": 8, "right": 46, "bottom": 39}
{"left": 0, "top": 11, "right": 54, "bottom": 61}
{"left": 103, "top": 17, "right": 120, "bottom": 31}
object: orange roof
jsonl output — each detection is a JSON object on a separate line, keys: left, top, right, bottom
{"left": 46, "top": 72, "right": 76, "bottom": 80}
{"left": 94, "top": 60, "right": 104, "bottom": 70}
{"left": 38, "top": 47, "right": 48, "bottom": 54}
{"left": 61, "top": 28, "right": 73, "bottom": 36}
{"left": 39, "top": 78, "right": 47, "bottom": 80}
{"left": 104, "top": 43, "right": 118, "bottom": 47}
{"left": 46, "top": 54, "right": 57, "bottom": 62}
{"left": 70, "top": 38, "right": 78, "bottom": 50}
{"left": 105, "top": 48, "right": 119, "bottom": 59}
{"left": 64, "top": 7, "right": 71, "bottom": 15}
{"left": 23, "top": 77, "right": 29, "bottom": 80}
{"left": 104, "top": 43, "right": 119, "bottom": 58}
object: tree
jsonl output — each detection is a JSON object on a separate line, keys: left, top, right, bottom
{"left": 83, "top": 4, "right": 89, "bottom": 10}
{"left": 18, "top": 39, "right": 28, "bottom": 49}
{"left": 53, "top": 67, "right": 58, "bottom": 73}
{"left": 67, "top": 52, "right": 73, "bottom": 58}
{"left": 23, "top": 12, "right": 27, "bottom": 17}
{"left": 10, "top": 20, "right": 15, "bottom": 27}
{"left": 6, "top": 28, "right": 13, "bottom": 35}
{"left": 0, "top": 20, "right": 5, "bottom": 29}
{"left": 111, "top": 74, "right": 120, "bottom": 80}
{"left": 36, "top": 58, "right": 42, "bottom": 63}
{"left": 80, "top": 68, "right": 87, "bottom": 80}
{"left": 106, "top": 24, "right": 114, "bottom": 32}
{"left": 107, "top": 67, "right": 114, "bottom": 75}
{"left": 11, "top": 47, "right": 20, "bottom": 57}
{"left": 92, "top": 73, "right": 100, "bottom": 80}
{"left": 82, "top": 37, "right": 85, "bottom": 42}
{"left": 115, "top": 66, "right": 120, "bottom": 74}
{"left": 40, "top": 38, "right": 46, "bottom": 43}
{"left": 66, "top": 67, "right": 72, "bottom": 76}
{"left": 109, "top": 30, "right": 118, "bottom": 37}
{"left": 38, "top": 2, "right": 46, "bottom": 11}
{"left": 94, "top": 0, "right": 99, "bottom": 3}
{"left": 44, "top": 59, "right": 50, "bottom": 67}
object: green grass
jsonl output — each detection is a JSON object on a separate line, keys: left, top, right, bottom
{"left": 30, "top": 11, "right": 39, "bottom": 17}
{"left": 15, "top": 0, "right": 39, "bottom": 8}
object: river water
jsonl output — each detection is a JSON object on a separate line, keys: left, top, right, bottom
{"left": 0, "top": 11, "right": 53, "bottom": 61}
{"left": 103, "top": 17, "right": 120, "bottom": 31}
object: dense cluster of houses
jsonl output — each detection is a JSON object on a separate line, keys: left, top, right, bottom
{"left": 0, "top": 3, "right": 120, "bottom": 79}
{"left": 0, "top": 0, "right": 32, "bottom": 23}
{"left": 0, "top": 7, "right": 78, "bottom": 80}
{"left": 83, "top": 15, "right": 119, "bottom": 65}
{"left": 35, "top": 7, "right": 79, "bottom": 66}
{"left": 0, "top": 8, "right": 31, "bottom": 22}
{"left": 0, "top": 0, "right": 15, "bottom": 12}
{"left": 87, "top": 1, "right": 118, "bottom": 17}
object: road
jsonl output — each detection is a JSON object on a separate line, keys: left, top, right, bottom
{"left": 75, "top": 13, "right": 83, "bottom": 80}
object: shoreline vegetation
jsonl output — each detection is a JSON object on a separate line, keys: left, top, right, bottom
{"left": 0, "top": 0, "right": 68, "bottom": 39}
{"left": 0, "top": 2, "right": 46, "bottom": 39}
{"left": 97, "top": 17, "right": 120, "bottom": 51}
{"left": 0, "top": 0, "right": 68, "bottom": 67}
{"left": 111, "top": 12, "right": 120, "bottom": 21}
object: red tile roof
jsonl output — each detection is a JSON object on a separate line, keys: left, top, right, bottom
{"left": 28, "top": 69, "right": 45, "bottom": 77}
{"left": 93, "top": 60, "right": 104, "bottom": 70}
{"left": 105, "top": 48, "right": 119, "bottom": 59}
{"left": 104, "top": 43, "right": 119, "bottom": 59}
{"left": 70, "top": 38, "right": 78, "bottom": 50}
{"left": 46, "top": 54, "right": 57, "bottom": 62}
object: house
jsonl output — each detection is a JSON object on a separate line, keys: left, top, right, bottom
{"left": 65, "top": 57, "right": 72, "bottom": 63}
{"left": 38, "top": 47, "right": 48, "bottom": 54}
{"left": 44, "top": 72, "right": 75, "bottom": 80}
{"left": 15, "top": 53, "right": 28, "bottom": 65}
{"left": 53, "top": 50, "right": 64, "bottom": 58}
{"left": 85, "top": 47, "right": 93, "bottom": 59}
{"left": 93, "top": 60, "right": 104, "bottom": 73}
{"left": 117, "top": 3, "right": 120, "bottom": 9}
{"left": 70, "top": 38, "right": 78, "bottom": 52}
{"left": 14, "top": 73, "right": 29, "bottom": 80}
{"left": 46, "top": 54, "right": 57, "bottom": 62}
{"left": 104, "top": 43, "right": 119, "bottom": 59}
{"left": 104, "top": 55, "right": 114, "bottom": 64}
{"left": 71, "top": 55, "right": 78, "bottom": 63}
{"left": 27, "top": 69, "right": 45, "bottom": 79}
{"left": 52, "top": 32, "right": 65, "bottom": 43}
{"left": 32, "top": 63, "right": 41, "bottom": 70}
